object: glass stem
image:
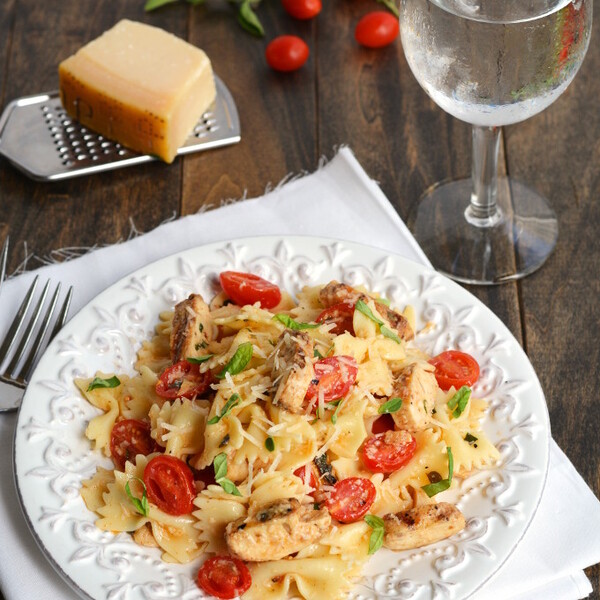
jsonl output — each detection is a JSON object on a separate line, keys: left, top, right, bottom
{"left": 465, "top": 125, "right": 503, "bottom": 227}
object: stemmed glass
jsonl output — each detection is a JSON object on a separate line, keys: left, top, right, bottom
{"left": 400, "top": 0, "right": 592, "bottom": 284}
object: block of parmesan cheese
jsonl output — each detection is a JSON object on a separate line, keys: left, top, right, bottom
{"left": 59, "top": 20, "right": 216, "bottom": 163}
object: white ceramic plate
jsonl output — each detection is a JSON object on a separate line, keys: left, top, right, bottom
{"left": 14, "top": 235, "right": 550, "bottom": 600}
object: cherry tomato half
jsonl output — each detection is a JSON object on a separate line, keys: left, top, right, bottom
{"left": 143, "top": 455, "right": 196, "bottom": 515}
{"left": 305, "top": 356, "right": 358, "bottom": 404}
{"left": 155, "top": 361, "right": 213, "bottom": 399}
{"left": 265, "top": 35, "right": 310, "bottom": 72}
{"left": 361, "top": 430, "right": 417, "bottom": 474}
{"left": 282, "top": 0, "right": 322, "bottom": 19}
{"left": 110, "top": 419, "right": 157, "bottom": 471}
{"left": 316, "top": 302, "right": 355, "bottom": 336}
{"left": 428, "top": 350, "right": 480, "bottom": 391}
{"left": 219, "top": 271, "right": 282, "bottom": 308}
{"left": 355, "top": 11, "right": 400, "bottom": 48}
{"left": 327, "top": 477, "right": 376, "bottom": 523}
{"left": 294, "top": 464, "right": 320, "bottom": 492}
{"left": 371, "top": 413, "right": 395, "bottom": 435}
{"left": 197, "top": 556, "right": 252, "bottom": 599}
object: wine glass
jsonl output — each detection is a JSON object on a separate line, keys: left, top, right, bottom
{"left": 400, "top": 0, "right": 592, "bottom": 284}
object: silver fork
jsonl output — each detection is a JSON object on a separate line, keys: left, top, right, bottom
{"left": 0, "top": 238, "right": 73, "bottom": 412}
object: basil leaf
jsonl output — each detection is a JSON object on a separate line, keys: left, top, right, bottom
{"left": 219, "top": 477, "right": 242, "bottom": 496}
{"left": 355, "top": 299, "right": 384, "bottom": 326}
{"left": 364, "top": 514, "right": 385, "bottom": 555}
{"left": 186, "top": 354, "right": 214, "bottom": 364}
{"left": 273, "top": 314, "right": 319, "bottom": 331}
{"left": 265, "top": 437, "right": 275, "bottom": 452}
{"left": 213, "top": 452, "right": 228, "bottom": 481}
{"left": 421, "top": 447, "right": 454, "bottom": 497}
{"left": 378, "top": 397, "right": 403, "bottom": 414}
{"left": 447, "top": 386, "right": 471, "bottom": 418}
{"left": 213, "top": 453, "right": 242, "bottom": 495}
{"left": 237, "top": 0, "right": 264, "bottom": 37}
{"left": 125, "top": 477, "right": 149, "bottom": 517}
{"left": 381, "top": 325, "right": 403, "bottom": 345}
{"left": 216, "top": 342, "right": 253, "bottom": 379}
{"left": 87, "top": 375, "right": 121, "bottom": 391}
{"left": 355, "top": 300, "right": 402, "bottom": 345}
{"left": 464, "top": 433, "right": 478, "bottom": 444}
{"left": 207, "top": 393, "right": 240, "bottom": 425}
{"left": 377, "top": 0, "right": 399, "bottom": 17}
{"left": 331, "top": 401, "right": 343, "bottom": 425}
{"left": 145, "top": 0, "right": 178, "bottom": 10}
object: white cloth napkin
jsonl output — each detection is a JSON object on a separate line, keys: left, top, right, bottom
{"left": 1, "top": 147, "right": 599, "bottom": 600}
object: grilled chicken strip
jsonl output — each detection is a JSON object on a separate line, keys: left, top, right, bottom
{"left": 319, "top": 281, "right": 414, "bottom": 341}
{"left": 170, "top": 293, "right": 213, "bottom": 363}
{"left": 225, "top": 498, "right": 331, "bottom": 562}
{"left": 389, "top": 363, "right": 437, "bottom": 432}
{"left": 268, "top": 329, "right": 315, "bottom": 414}
{"left": 383, "top": 503, "right": 465, "bottom": 551}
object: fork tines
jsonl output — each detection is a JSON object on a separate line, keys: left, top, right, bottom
{"left": 0, "top": 270, "right": 73, "bottom": 389}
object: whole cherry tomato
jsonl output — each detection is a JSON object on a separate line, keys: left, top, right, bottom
{"left": 197, "top": 556, "right": 252, "bottom": 599}
{"left": 428, "top": 350, "right": 480, "bottom": 391}
{"left": 110, "top": 419, "right": 157, "bottom": 471}
{"left": 355, "top": 11, "right": 400, "bottom": 48}
{"left": 316, "top": 302, "right": 355, "bottom": 336}
{"left": 282, "top": 0, "right": 322, "bottom": 19}
{"left": 143, "top": 455, "right": 196, "bottom": 516}
{"left": 265, "top": 35, "right": 310, "bottom": 72}
{"left": 219, "top": 271, "right": 282, "bottom": 308}
{"left": 361, "top": 430, "right": 417, "bottom": 474}
{"left": 305, "top": 356, "right": 358, "bottom": 404}
{"left": 326, "top": 477, "right": 376, "bottom": 523}
{"left": 155, "top": 360, "right": 213, "bottom": 399}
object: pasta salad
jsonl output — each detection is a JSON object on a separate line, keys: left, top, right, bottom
{"left": 77, "top": 272, "right": 499, "bottom": 600}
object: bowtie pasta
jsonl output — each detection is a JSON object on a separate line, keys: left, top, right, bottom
{"left": 77, "top": 273, "right": 499, "bottom": 600}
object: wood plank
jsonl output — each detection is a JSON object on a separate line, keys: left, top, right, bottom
{"left": 502, "top": 3, "right": 599, "bottom": 590}
{"left": 0, "top": 0, "right": 16, "bottom": 248}
{"left": 0, "top": 1, "right": 185, "bottom": 275}
{"left": 182, "top": 3, "right": 318, "bottom": 213}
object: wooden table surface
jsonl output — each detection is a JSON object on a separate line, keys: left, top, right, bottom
{"left": 1, "top": 0, "right": 598, "bottom": 598}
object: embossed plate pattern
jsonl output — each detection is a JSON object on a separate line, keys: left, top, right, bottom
{"left": 14, "top": 236, "right": 550, "bottom": 600}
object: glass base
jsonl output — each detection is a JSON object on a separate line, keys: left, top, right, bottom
{"left": 408, "top": 177, "right": 558, "bottom": 285}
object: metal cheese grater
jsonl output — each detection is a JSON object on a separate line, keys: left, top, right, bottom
{"left": 0, "top": 75, "right": 240, "bottom": 182}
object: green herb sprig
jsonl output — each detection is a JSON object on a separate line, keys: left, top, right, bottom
{"left": 421, "top": 447, "right": 453, "bottom": 497}
{"left": 354, "top": 299, "right": 402, "bottom": 345}
{"left": 186, "top": 354, "right": 214, "bottom": 364}
{"left": 378, "top": 397, "right": 403, "bottom": 414}
{"left": 447, "top": 386, "right": 471, "bottom": 418}
{"left": 145, "top": 0, "right": 266, "bottom": 37}
{"left": 273, "top": 314, "right": 319, "bottom": 331}
{"left": 216, "top": 342, "right": 253, "bottom": 379}
{"left": 207, "top": 393, "right": 240, "bottom": 425}
{"left": 364, "top": 514, "right": 385, "bottom": 555}
{"left": 125, "top": 477, "right": 149, "bottom": 517}
{"left": 87, "top": 375, "right": 121, "bottom": 391}
{"left": 213, "top": 453, "right": 242, "bottom": 496}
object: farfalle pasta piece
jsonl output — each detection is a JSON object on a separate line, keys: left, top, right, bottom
{"left": 193, "top": 486, "right": 247, "bottom": 554}
{"left": 76, "top": 375, "right": 126, "bottom": 456}
{"left": 149, "top": 397, "right": 209, "bottom": 457}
